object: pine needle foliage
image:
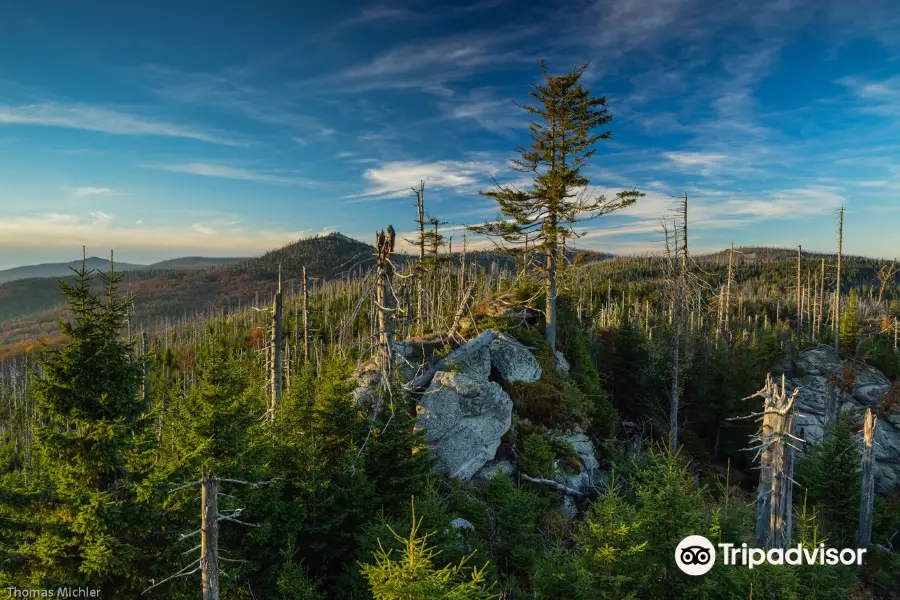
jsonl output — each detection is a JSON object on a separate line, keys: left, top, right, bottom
{"left": 360, "top": 497, "right": 499, "bottom": 600}
{"left": 18, "top": 258, "right": 146, "bottom": 589}
{"left": 470, "top": 61, "right": 642, "bottom": 352}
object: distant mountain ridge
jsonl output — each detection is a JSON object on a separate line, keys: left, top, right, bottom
{"left": 146, "top": 256, "right": 251, "bottom": 270}
{"left": 0, "top": 257, "right": 146, "bottom": 284}
{"left": 0, "top": 255, "right": 250, "bottom": 284}
{"left": 0, "top": 232, "right": 767, "bottom": 361}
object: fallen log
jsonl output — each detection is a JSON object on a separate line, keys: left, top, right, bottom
{"left": 520, "top": 473, "right": 586, "bottom": 498}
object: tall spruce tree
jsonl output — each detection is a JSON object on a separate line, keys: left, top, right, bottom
{"left": 22, "top": 257, "right": 145, "bottom": 589}
{"left": 470, "top": 61, "right": 642, "bottom": 352}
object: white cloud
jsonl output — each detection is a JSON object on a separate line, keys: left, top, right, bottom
{"left": 0, "top": 103, "right": 244, "bottom": 146}
{"left": 334, "top": 151, "right": 355, "bottom": 158}
{"left": 89, "top": 211, "right": 113, "bottom": 227}
{"left": 313, "top": 26, "right": 538, "bottom": 94}
{"left": 663, "top": 151, "right": 731, "bottom": 176}
{"left": 837, "top": 75, "right": 900, "bottom": 118}
{"left": 147, "top": 162, "right": 318, "bottom": 186}
{"left": 192, "top": 223, "right": 215, "bottom": 235}
{"left": 442, "top": 89, "right": 525, "bottom": 135}
{"left": 72, "top": 186, "right": 115, "bottom": 197}
{"left": 347, "top": 160, "right": 503, "bottom": 199}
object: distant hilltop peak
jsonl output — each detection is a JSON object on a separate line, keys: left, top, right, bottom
{"left": 318, "top": 231, "right": 356, "bottom": 243}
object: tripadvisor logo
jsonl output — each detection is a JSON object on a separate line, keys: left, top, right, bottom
{"left": 675, "top": 535, "right": 868, "bottom": 576}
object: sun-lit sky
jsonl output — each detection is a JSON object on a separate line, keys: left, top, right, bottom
{"left": 1, "top": 0, "right": 899, "bottom": 269}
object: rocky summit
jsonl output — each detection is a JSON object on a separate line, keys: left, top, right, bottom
{"left": 787, "top": 345, "right": 900, "bottom": 493}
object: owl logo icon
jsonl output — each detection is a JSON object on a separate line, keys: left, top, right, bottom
{"left": 675, "top": 535, "right": 716, "bottom": 575}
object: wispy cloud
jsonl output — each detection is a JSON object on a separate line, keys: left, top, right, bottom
{"left": 134, "top": 64, "right": 328, "bottom": 134}
{"left": 0, "top": 103, "right": 245, "bottom": 146}
{"left": 71, "top": 186, "right": 115, "bottom": 197}
{"left": 439, "top": 88, "right": 526, "bottom": 135}
{"left": 89, "top": 211, "right": 113, "bottom": 227}
{"left": 347, "top": 159, "right": 503, "bottom": 200}
{"left": 837, "top": 75, "right": 900, "bottom": 118}
{"left": 146, "top": 162, "right": 319, "bottom": 186}
{"left": 663, "top": 151, "right": 729, "bottom": 174}
{"left": 310, "top": 26, "right": 540, "bottom": 95}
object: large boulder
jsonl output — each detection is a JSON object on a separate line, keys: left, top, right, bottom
{"left": 448, "top": 346, "right": 492, "bottom": 381}
{"left": 473, "top": 459, "right": 516, "bottom": 482}
{"left": 489, "top": 333, "right": 542, "bottom": 383}
{"left": 415, "top": 371, "right": 513, "bottom": 481}
{"left": 393, "top": 337, "right": 457, "bottom": 382}
{"left": 788, "top": 346, "right": 899, "bottom": 493}
{"left": 551, "top": 432, "right": 605, "bottom": 496}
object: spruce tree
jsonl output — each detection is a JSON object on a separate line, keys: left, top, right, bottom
{"left": 796, "top": 413, "right": 862, "bottom": 547}
{"left": 22, "top": 258, "right": 145, "bottom": 589}
{"left": 360, "top": 498, "right": 497, "bottom": 600}
{"left": 470, "top": 61, "right": 642, "bottom": 353}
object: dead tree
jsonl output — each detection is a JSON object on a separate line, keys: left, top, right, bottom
{"left": 144, "top": 468, "right": 276, "bottom": 598}
{"left": 201, "top": 468, "right": 219, "bottom": 598}
{"left": 302, "top": 265, "right": 310, "bottom": 361}
{"left": 876, "top": 258, "right": 898, "bottom": 307}
{"left": 661, "top": 213, "right": 696, "bottom": 451}
{"left": 269, "top": 267, "right": 284, "bottom": 415}
{"left": 724, "top": 242, "right": 735, "bottom": 343}
{"left": 730, "top": 374, "right": 804, "bottom": 549}
{"left": 412, "top": 181, "right": 426, "bottom": 334}
{"left": 446, "top": 279, "right": 478, "bottom": 341}
{"left": 375, "top": 228, "right": 395, "bottom": 385}
{"left": 835, "top": 205, "right": 844, "bottom": 355}
{"left": 797, "top": 246, "right": 802, "bottom": 348}
{"left": 681, "top": 192, "right": 688, "bottom": 273}
{"left": 855, "top": 408, "right": 877, "bottom": 549}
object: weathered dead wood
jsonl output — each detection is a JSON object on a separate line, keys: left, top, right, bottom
{"left": 856, "top": 408, "right": 877, "bottom": 549}
{"left": 302, "top": 265, "right": 310, "bottom": 361}
{"left": 729, "top": 373, "right": 804, "bottom": 549}
{"left": 269, "top": 268, "right": 283, "bottom": 413}
{"left": 201, "top": 466, "right": 219, "bottom": 600}
{"left": 520, "top": 473, "right": 586, "bottom": 498}
{"left": 446, "top": 279, "right": 478, "bottom": 340}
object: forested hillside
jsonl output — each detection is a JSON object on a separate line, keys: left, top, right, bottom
{"left": 0, "top": 63, "right": 898, "bottom": 600}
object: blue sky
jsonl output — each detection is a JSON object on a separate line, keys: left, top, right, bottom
{"left": 0, "top": 0, "right": 899, "bottom": 269}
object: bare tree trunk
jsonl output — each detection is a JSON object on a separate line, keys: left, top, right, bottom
{"left": 682, "top": 192, "right": 688, "bottom": 273}
{"left": 375, "top": 229, "right": 395, "bottom": 383}
{"left": 819, "top": 258, "right": 826, "bottom": 343}
{"left": 545, "top": 216, "right": 558, "bottom": 354}
{"left": 302, "top": 265, "right": 310, "bottom": 362}
{"left": 141, "top": 330, "right": 150, "bottom": 403}
{"left": 270, "top": 269, "right": 283, "bottom": 412}
{"left": 797, "top": 246, "right": 802, "bottom": 348}
{"left": 856, "top": 408, "right": 877, "bottom": 549}
{"left": 725, "top": 242, "right": 734, "bottom": 343}
{"left": 413, "top": 182, "right": 426, "bottom": 335}
{"left": 447, "top": 279, "right": 478, "bottom": 340}
{"left": 733, "top": 374, "right": 802, "bottom": 549}
{"left": 835, "top": 206, "right": 844, "bottom": 355}
{"left": 202, "top": 467, "right": 219, "bottom": 600}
